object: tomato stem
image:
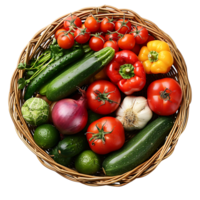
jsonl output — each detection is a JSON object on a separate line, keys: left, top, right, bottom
{"left": 130, "top": 26, "right": 144, "bottom": 39}
{"left": 74, "top": 28, "right": 90, "bottom": 39}
{"left": 90, "top": 32, "right": 105, "bottom": 42}
{"left": 160, "top": 88, "right": 172, "bottom": 101}
{"left": 94, "top": 88, "right": 119, "bottom": 109}
{"left": 64, "top": 13, "right": 78, "bottom": 28}
{"left": 105, "top": 16, "right": 115, "bottom": 26}
{"left": 116, "top": 14, "right": 130, "bottom": 33}
{"left": 86, "top": 121, "right": 114, "bottom": 145}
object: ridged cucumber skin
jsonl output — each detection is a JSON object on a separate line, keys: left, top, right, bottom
{"left": 46, "top": 56, "right": 102, "bottom": 101}
{"left": 102, "top": 117, "right": 174, "bottom": 176}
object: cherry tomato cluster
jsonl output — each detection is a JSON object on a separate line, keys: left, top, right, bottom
{"left": 55, "top": 14, "right": 155, "bottom": 54}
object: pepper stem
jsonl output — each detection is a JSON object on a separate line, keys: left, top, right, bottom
{"left": 119, "top": 64, "right": 134, "bottom": 79}
{"left": 148, "top": 51, "right": 159, "bottom": 62}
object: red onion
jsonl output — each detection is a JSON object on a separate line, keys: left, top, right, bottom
{"left": 52, "top": 89, "right": 88, "bottom": 135}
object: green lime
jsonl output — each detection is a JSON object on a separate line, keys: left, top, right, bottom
{"left": 75, "top": 150, "right": 101, "bottom": 175}
{"left": 34, "top": 124, "right": 59, "bottom": 149}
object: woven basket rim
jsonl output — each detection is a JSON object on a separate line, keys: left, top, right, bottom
{"left": 8, "top": 5, "right": 192, "bottom": 186}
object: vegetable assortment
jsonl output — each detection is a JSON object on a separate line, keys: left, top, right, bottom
{"left": 18, "top": 14, "right": 182, "bottom": 177}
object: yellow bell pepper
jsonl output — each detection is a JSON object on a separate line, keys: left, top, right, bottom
{"left": 138, "top": 40, "right": 173, "bottom": 74}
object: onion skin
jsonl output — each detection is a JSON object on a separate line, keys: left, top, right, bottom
{"left": 52, "top": 99, "right": 88, "bottom": 135}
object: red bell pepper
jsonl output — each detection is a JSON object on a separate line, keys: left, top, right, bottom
{"left": 106, "top": 50, "right": 146, "bottom": 95}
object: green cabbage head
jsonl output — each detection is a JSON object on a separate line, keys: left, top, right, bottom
{"left": 21, "top": 98, "right": 49, "bottom": 126}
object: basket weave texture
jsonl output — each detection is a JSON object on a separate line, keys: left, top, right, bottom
{"left": 9, "top": 5, "right": 192, "bottom": 186}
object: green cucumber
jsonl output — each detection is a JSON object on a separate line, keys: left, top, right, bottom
{"left": 24, "top": 48, "right": 84, "bottom": 100}
{"left": 50, "top": 146, "right": 72, "bottom": 167}
{"left": 57, "top": 135, "right": 88, "bottom": 157}
{"left": 46, "top": 47, "right": 115, "bottom": 101}
{"left": 39, "top": 80, "right": 51, "bottom": 95}
{"left": 102, "top": 117, "right": 174, "bottom": 176}
{"left": 39, "top": 51, "right": 94, "bottom": 95}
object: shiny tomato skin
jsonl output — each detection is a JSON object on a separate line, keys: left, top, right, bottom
{"left": 57, "top": 33, "right": 74, "bottom": 49}
{"left": 85, "top": 16, "right": 101, "bottom": 33}
{"left": 131, "top": 43, "right": 141, "bottom": 55}
{"left": 86, "top": 117, "right": 125, "bottom": 155}
{"left": 105, "top": 32, "right": 120, "bottom": 41}
{"left": 86, "top": 80, "right": 121, "bottom": 115}
{"left": 118, "top": 34, "right": 135, "bottom": 50}
{"left": 131, "top": 26, "right": 149, "bottom": 44}
{"left": 64, "top": 15, "right": 82, "bottom": 31}
{"left": 55, "top": 28, "right": 67, "bottom": 40}
{"left": 147, "top": 78, "right": 182, "bottom": 116}
{"left": 115, "top": 19, "right": 132, "bottom": 34}
{"left": 100, "top": 18, "right": 115, "bottom": 32}
{"left": 89, "top": 35, "right": 105, "bottom": 51}
{"left": 74, "top": 28, "right": 90, "bottom": 44}
{"left": 103, "top": 40, "right": 119, "bottom": 52}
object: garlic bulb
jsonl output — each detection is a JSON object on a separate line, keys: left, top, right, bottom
{"left": 116, "top": 96, "right": 152, "bottom": 131}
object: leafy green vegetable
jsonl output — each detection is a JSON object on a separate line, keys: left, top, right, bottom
{"left": 21, "top": 97, "right": 49, "bottom": 126}
{"left": 17, "top": 39, "right": 91, "bottom": 90}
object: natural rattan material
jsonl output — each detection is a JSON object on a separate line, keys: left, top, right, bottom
{"left": 8, "top": 5, "right": 192, "bottom": 186}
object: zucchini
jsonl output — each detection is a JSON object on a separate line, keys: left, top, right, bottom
{"left": 102, "top": 117, "right": 174, "bottom": 176}
{"left": 57, "top": 135, "right": 88, "bottom": 157}
{"left": 46, "top": 47, "right": 115, "bottom": 101}
{"left": 24, "top": 48, "right": 84, "bottom": 100}
{"left": 39, "top": 51, "right": 94, "bottom": 95}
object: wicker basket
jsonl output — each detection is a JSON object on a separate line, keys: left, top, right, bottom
{"left": 8, "top": 5, "right": 192, "bottom": 186}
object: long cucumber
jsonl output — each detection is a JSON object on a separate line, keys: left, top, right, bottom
{"left": 24, "top": 48, "right": 84, "bottom": 100}
{"left": 39, "top": 51, "right": 94, "bottom": 95}
{"left": 102, "top": 117, "right": 174, "bottom": 176}
{"left": 46, "top": 47, "right": 115, "bottom": 101}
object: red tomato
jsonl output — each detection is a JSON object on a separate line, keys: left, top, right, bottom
{"left": 118, "top": 34, "right": 135, "bottom": 50}
{"left": 131, "top": 26, "right": 149, "bottom": 44}
{"left": 55, "top": 28, "right": 67, "bottom": 40}
{"left": 100, "top": 17, "right": 115, "bottom": 33}
{"left": 131, "top": 43, "right": 141, "bottom": 55}
{"left": 64, "top": 15, "right": 82, "bottom": 31}
{"left": 57, "top": 33, "right": 74, "bottom": 49}
{"left": 105, "top": 32, "right": 120, "bottom": 41}
{"left": 86, "top": 117, "right": 125, "bottom": 155}
{"left": 85, "top": 16, "right": 101, "bottom": 33}
{"left": 103, "top": 40, "right": 119, "bottom": 52}
{"left": 86, "top": 80, "right": 121, "bottom": 115}
{"left": 74, "top": 28, "right": 90, "bottom": 44}
{"left": 147, "top": 78, "right": 182, "bottom": 116}
{"left": 89, "top": 34, "right": 105, "bottom": 51}
{"left": 115, "top": 18, "right": 132, "bottom": 34}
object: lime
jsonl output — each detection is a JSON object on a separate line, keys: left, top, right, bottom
{"left": 34, "top": 124, "right": 60, "bottom": 149}
{"left": 75, "top": 150, "right": 101, "bottom": 175}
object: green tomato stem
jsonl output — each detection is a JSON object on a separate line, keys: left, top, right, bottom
{"left": 86, "top": 121, "right": 114, "bottom": 145}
